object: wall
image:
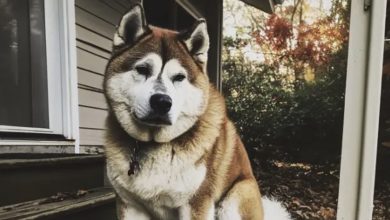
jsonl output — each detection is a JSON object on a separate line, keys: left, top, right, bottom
{"left": 75, "top": 0, "right": 132, "bottom": 153}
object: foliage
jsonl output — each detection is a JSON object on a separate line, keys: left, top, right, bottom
{"left": 223, "top": 0, "right": 349, "bottom": 81}
{"left": 222, "top": 58, "right": 293, "bottom": 148}
{"left": 252, "top": 3, "right": 349, "bottom": 71}
{"left": 222, "top": 0, "right": 349, "bottom": 154}
{"left": 223, "top": 48, "right": 346, "bottom": 152}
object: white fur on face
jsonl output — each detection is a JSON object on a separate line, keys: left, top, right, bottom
{"left": 105, "top": 53, "right": 162, "bottom": 141}
{"left": 106, "top": 53, "right": 205, "bottom": 142}
{"left": 160, "top": 59, "right": 205, "bottom": 123}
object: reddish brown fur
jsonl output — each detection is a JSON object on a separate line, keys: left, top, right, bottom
{"left": 104, "top": 26, "right": 264, "bottom": 219}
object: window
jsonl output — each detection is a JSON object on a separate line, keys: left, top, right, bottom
{"left": 0, "top": 0, "right": 79, "bottom": 140}
{"left": 0, "top": 0, "right": 48, "bottom": 129}
{"left": 143, "top": 0, "right": 196, "bottom": 31}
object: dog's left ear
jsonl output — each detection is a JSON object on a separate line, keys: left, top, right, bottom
{"left": 180, "top": 19, "right": 210, "bottom": 67}
{"left": 113, "top": 4, "right": 149, "bottom": 48}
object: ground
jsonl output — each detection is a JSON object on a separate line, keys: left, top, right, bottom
{"left": 252, "top": 145, "right": 390, "bottom": 220}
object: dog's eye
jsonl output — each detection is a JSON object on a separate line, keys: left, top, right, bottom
{"left": 172, "top": 74, "right": 186, "bottom": 82}
{"left": 135, "top": 66, "right": 150, "bottom": 77}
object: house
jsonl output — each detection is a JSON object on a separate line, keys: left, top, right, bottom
{"left": 0, "top": 0, "right": 278, "bottom": 219}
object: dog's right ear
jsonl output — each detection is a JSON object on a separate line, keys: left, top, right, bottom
{"left": 113, "top": 4, "right": 149, "bottom": 48}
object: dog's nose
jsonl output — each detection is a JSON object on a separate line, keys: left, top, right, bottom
{"left": 150, "top": 94, "right": 172, "bottom": 114}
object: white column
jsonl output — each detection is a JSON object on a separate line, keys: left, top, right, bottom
{"left": 337, "top": 0, "right": 387, "bottom": 220}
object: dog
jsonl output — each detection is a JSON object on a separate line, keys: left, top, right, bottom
{"left": 103, "top": 3, "right": 291, "bottom": 220}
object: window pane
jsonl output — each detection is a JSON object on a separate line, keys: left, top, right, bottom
{"left": 0, "top": 0, "right": 48, "bottom": 128}
{"left": 143, "top": 0, "right": 195, "bottom": 30}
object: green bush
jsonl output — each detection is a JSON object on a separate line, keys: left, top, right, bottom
{"left": 222, "top": 51, "right": 346, "bottom": 154}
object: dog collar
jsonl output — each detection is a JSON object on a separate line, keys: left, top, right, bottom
{"left": 128, "top": 140, "right": 141, "bottom": 176}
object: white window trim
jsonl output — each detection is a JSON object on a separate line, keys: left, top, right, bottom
{"left": 0, "top": 0, "right": 79, "bottom": 152}
{"left": 337, "top": 1, "right": 387, "bottom": 220}
{"left": 55, "top": 0, "right": 79, "bottom": 152}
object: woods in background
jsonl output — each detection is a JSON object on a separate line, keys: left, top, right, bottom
{"left": 221, "top": 1, "right": 390, "bottom": 218}
{"left": 222, "top": 0, "right": 350, "bottom": 158}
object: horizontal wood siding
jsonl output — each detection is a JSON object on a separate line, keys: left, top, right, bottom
{"left": 76, "top": 0, "right": 123, "bottom": 25}
{"left": 114, "top": 0, "right": 132, "bottom": 8}
{"left": 76, "top": 25, "right": 112, "bottom": 52}
{"left": 80, "top": 128, "right": 106, "bottom": 146}
{"left": 78, "top": 69, "right": 104, "bottom": 90}
{"left": 75, "top": 7, "right": 115, "bottom": 39}
{"left": 77, "top": 41, "right": 110, "bottom": 59}
{"left": 77, "top": 48, "right": 108, "bottom": 75}
{"left": 78, "top": 88, "right": 108, "bottom": 110}
{"left": 75, "top": 0, "right": 127, "bottom": 148}
{"left": 100, "top": 0, "right": 128, "bottom": 13}
{"left": 79, "top": 106, "right": 108, "bottom": 130}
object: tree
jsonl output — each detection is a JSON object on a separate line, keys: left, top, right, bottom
{"left": 222, "top": 0, "right": 350, "bottom": 154}
{"left": 224, "top": 0, "right": 349, "bottom": 83}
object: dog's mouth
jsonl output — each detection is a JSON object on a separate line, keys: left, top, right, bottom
{"left": 132, "top": 112, "right": 172, "bottom": 127}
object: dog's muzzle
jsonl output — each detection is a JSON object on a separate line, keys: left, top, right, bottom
{"left": 133, "top": 94, "right": 173, "bottom": 126}
{"left": 150, "top": 94, "right": 172, "bottom": 115}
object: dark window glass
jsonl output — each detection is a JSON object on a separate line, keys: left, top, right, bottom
{"left": 0, "top": 0, "right": 48, "bottom": 128}
{"left": 143, "top": 0, "right": 195, "bottom": 30}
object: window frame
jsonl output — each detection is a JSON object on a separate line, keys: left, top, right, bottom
{"left": 0, "top": 0, "right": 79, "bottom": 140}
{"left": 176, "top": 0, "right": 204, "bottom": 18}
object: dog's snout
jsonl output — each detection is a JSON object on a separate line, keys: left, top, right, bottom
{"left": 150, "top": 94, "right": 172, "bottom": 114}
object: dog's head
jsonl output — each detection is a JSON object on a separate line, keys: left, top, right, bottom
{"left": 104, "top": 4, "right": 210, "bottom": 143}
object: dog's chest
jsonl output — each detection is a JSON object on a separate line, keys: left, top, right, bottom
{"left": 109, "top": 146, "right": 207, "bottom": 208}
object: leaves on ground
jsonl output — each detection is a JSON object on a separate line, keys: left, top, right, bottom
{"left": 252, "top": 146, "right": 390, "bottom": 220}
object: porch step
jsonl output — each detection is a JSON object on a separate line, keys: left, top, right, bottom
{"left": 0, "top": 187, "right": 116, "bottom": 220}
{"left": 0, "top": 154, "right": 106, "bottom": 206}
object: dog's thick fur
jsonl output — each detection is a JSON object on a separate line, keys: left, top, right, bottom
{"left": 104, "top": 4, "right": 291, "bottom": 220}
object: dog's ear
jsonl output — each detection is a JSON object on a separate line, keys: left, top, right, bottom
{"left": 180, "top": 19, "right": 210, "bottom": 67}
{"left": 113, "top": 4, "right": 149, "bottom": 47}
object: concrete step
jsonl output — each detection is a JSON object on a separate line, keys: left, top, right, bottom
{"left": 0, "top": 154, "right": 106, "bottom": 206}
{"left": 0, "top": 187, "right": 116, "bottom": 220}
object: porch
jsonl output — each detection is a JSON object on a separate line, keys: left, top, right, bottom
{"left": 0, "top": 0, "right": 276, "bottom": 219}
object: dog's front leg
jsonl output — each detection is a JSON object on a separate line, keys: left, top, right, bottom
{"left": 179, "top": 199, "right": 214, "bottom": 220}
{"left": 116, "top": 196, "right": 151, "bottom": 220}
